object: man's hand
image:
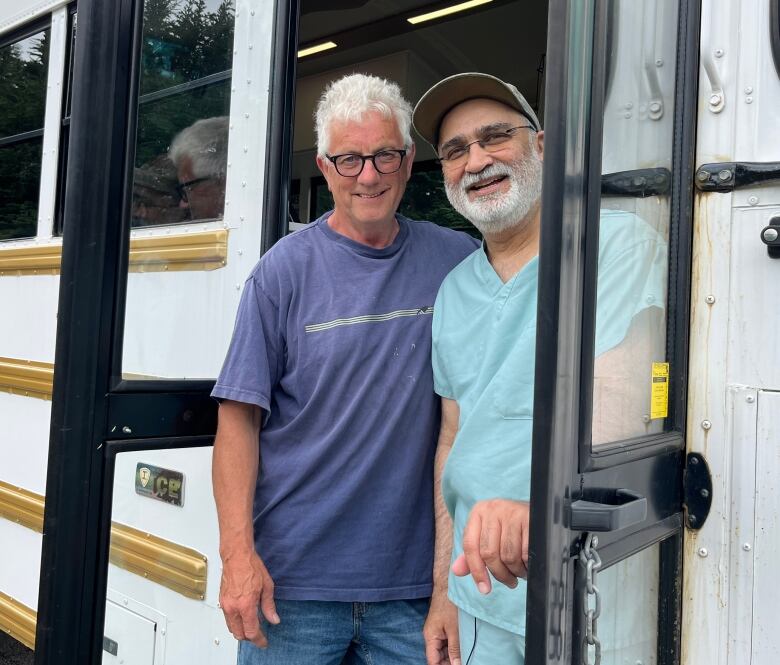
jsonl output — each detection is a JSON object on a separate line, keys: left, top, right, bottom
{"left": 423, "top": 591, "right": 461, "bottom": 665}
{"left": 219, "top": 548, "right": 279, "bottom": 648}
{"left": 452, "top": 499, "right": 530, "bottom": 593}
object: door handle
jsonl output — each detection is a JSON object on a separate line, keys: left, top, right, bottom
{"left": 569, "top": 488, "right": 647, "bottom": 532}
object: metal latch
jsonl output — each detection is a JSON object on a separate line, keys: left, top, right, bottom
{"left": 570, "top": 488, "right": 647, "bottom": 532}
{"left": 103, "top": 636, "right": 118, "bottom": 656}
{"left": 683, "top": 452, "right": 712, "bottom": 530}
{"left": 695, "top": 161, "right": 780, "bottom": 192}
{"left": 760, "top": 216, "right": 780, "bottom": 259}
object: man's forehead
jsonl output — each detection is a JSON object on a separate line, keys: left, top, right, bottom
{"left": 438, "top": 98, "right": 524, "bottom": 142}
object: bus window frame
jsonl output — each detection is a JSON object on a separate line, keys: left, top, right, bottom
{"left": 772, "top": 0, "right": 780, "bottom": 79}
{"left": 576, "top": 0, "right": 699, "bottom": 473}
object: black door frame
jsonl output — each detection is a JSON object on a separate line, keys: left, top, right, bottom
{"left": 33, "top": 0, "right": 299, "bottom": 662}
{"left": 526, "top": 0, "right": 700, "bottom": 662}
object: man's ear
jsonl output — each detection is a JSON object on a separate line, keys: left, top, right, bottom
{"left": 535, "top": 130, "right": 544, "bottom": 159}
{"left": 315, "top": 154, "right": 332, "bottom": 191}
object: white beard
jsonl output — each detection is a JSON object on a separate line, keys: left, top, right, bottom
{"left": 444, "top": 151, "right": 543, "bottom": 235}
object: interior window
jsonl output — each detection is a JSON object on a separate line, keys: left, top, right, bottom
{"left": 291, "top": 0, "right": 546, "bottom": 233}
{"left": 0, "top": 27, "right": 50, "bottom": 241}
{"left": 130, "top": 0, "right": 235, "bottom": 228}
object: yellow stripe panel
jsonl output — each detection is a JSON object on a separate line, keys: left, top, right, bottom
{"left": 0, "top": 482, "right": 44, "bottom": 532}
{"left": 0, "top": 358, "right": 54, "bottom": 400}
{"left": 0, "top": 591, "right": 36, "bottom": 650}
{"left": 0, "top": 482, "right": 208, "bottom": 600}
{"left": 0, "top": 229, "right": 228, "bottom": 275}
{"left": 109, "top": 524, "right": 208, "bottom": 600}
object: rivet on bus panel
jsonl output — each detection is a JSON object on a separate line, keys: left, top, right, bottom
{"left": 748, "top": 196, "right": 759, "bottom": 206}
{"left": 701, "top": 420, "right": 712, "bottom": 430}
{"left": 742, "top": 543, "right": 752, "bottom": 552}
{"left": 705, "top": 295, "right": 715, "bottom": 305}
{"left": 714, "top": 48, "right": 724, "bottom": 57}
{"left": 746, "top": 395, "right": 755, "bottom": 403}
{"left": 698, "top": 547, "right": 708, "bottom": 557}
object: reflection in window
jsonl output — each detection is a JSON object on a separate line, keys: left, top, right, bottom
{"left": 592, "top": 0, "right": 678, "bottom": 446}
{"left": 0, "top": 29, "right": 50, "bottom": 241}
{"left": 131, "top": 0, "right": 234, "bottom": 227}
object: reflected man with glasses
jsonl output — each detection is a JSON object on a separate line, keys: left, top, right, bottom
{"left": 169, "top": 115, "right": 228, "bottom": 221}
{"left": 413, "top": 74, "right": 667, "bottom": 665}
{"left": 211, "top": 73, "right": 477, "bottom": 664}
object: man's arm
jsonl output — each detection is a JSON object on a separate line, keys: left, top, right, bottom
{"left": 423, "top": 397, "right": 462, "bottom": 665}
{"left": 212, "top": 400, "right": 279, "bottom": 648}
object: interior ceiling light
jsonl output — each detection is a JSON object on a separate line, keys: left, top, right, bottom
{"left": 298, "top": 41, "right": 338, "bottom": 58}
{"left": 407, "top": 0, "right": 493, "bottom": 25}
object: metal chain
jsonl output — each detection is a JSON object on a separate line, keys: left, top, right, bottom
{"left": 579, "top": 533, "right": 603, "bottom": 665}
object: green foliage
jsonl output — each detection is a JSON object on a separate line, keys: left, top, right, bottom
{"left": 0, "top": 31, "right": 49, "bottom": 240}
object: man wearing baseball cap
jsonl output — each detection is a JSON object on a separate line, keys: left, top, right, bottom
{"left": 415, "top": 74, "right": 667, "bottom": 664}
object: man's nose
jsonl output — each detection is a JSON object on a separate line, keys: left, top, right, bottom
{"left": 464, "top": 142, "right": 495, "bottom": 174}
{"left": 357, "top": 158, "right": 382, "bottom": 185}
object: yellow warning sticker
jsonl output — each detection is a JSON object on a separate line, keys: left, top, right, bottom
{"left": 650, "top": 362, "right": 669, "bottom": 419}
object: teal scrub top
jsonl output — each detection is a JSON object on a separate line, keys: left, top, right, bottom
{"left": 432, "top": 210, "right": 667, "bottom": 635}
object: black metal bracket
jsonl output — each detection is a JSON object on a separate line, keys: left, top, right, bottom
{"left": 569, "top": 488, "right": 648, "bottom": 532}
{"left": 683, "top": 452, "right": 712, "bottom": 530}
{"left": 601, "top": 167, "right": 672, "bottom": 198}
{"left": 760, "top": 215, "right": 780, "bottom": 259}
{"left": 695, "top": 161, "right": 780, "bottom": 192}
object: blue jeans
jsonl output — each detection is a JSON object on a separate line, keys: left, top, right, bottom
{"left": 237, "top": 598, "right": 429, "bottom": 664}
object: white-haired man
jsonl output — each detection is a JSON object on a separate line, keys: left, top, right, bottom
{"left": 211, "top": 74, "right": 478, "bottom": 664}
{"left": 413, "top": 74, "right": 667, "bottom": 664}
{"left": 169, "top": 115, "right": 228, "bottom": 221}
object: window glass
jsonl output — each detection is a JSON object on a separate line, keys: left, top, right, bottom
{"left": 591, "top": 0, "right": 678, "bottom": 446}
{"left": 130, "top": 0, "right": 234, "bottom": 228}
{"left": 0, "top": 29, "right": 50, "bottom": 241}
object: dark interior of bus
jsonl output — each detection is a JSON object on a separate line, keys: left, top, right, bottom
{"left": 292, "top": 0, "right": 549, "bottom": 232}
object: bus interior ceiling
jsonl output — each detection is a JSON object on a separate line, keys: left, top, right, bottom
{"left": 290, "top": 0, "right": 548, "bottom": 227}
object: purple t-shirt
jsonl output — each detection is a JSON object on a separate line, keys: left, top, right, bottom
{"left": 212, "top": 213, "right": 477, "bottom": 601}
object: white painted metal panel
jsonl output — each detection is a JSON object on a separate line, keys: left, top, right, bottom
{"left": 0, "top": 272, "right": 59, "bottom": 363}
{"left": 102, "top": 601, "right": 156, "bottom": 665}
{"left": 753, "top": 390, "right": 780, "bottom": 663}
{"left": 0, "top": 393, "right": 51, "bottom": 492}
{"left": 0, "top": 521, "right": 41, "bottom": 609}
{"left": 0, "top": 0, "right": 67, "bottom": 34}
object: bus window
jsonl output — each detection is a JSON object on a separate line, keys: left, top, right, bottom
{"left": 590, "top": 0, "right": 679, "bottom": 446}
{"left": 0, "top": 26, "right": 50, "bottom": 241}
{"left": 130, "top": 0, "right": 234, "bottom": 227}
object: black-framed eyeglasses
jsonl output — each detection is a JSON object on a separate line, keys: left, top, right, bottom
{"left": 326, "top": 149, "right": 407, "bottom": 177}
{"left": 175, "top": 176, "right": 212, "bottom": 202}
{"left": 438, "top": 125, "right": 536, "bottom": 170}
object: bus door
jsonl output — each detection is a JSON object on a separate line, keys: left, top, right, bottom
{"left": 527, "top": 0, "right": 699, "bottom": 663}
{"left": 34, "top": 1, "right": 289, "bottom": 663}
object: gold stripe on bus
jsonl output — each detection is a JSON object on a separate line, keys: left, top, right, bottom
{"left": 109, "top": 523, "right": 208, "bottom": 600}
{"left": 0, "top": 482, "right": 207, "bottom": 600}
{"left": 0, "top": 591, "right": 36, "bottom": 650}
{"left": 0, "top": 481, "right": 45, "bottom": 532}
{"left": 0, "top": 358, "right": 54, "bottom": 400}
{"left": 0, "top": 228, "right": 228, "bottom": 275}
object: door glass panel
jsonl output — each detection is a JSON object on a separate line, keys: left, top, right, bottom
{"left": 593, "top": 542, "right": 660, "bottom": 665}
{"left": 104, "top": 447, "right": 232, "bottom": 663}
{"left": 121, "top": 0, "right": 237, "bottom": 380}
{"left": 591, "top": 0, "right": 678, "bottom": 446}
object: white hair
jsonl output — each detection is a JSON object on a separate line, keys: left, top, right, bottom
{"left": 169, "top": 116, "right": 229, "bottom": 179}
{"left": 314, "top": 73, "right": 413, "bottom": 156}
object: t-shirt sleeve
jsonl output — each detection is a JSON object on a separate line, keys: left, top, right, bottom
{"left": 594, "top": 212, "right": 668, "bottom": 357}
{"left": 431, "top": 286, "right": 455, "bottom": 399}
{"left": 211, "top": 274, "right": 285, "bottom": 411}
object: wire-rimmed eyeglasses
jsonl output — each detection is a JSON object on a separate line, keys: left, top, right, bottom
{"left": 438, "top": 125, "right": 535, "bottom": 171}
{"left": 326, "top": 149, "right": 407, "bottom": 177}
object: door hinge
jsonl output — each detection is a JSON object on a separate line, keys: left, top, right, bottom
{"left": 695, "top": 161, "right": 780, "bottom": 192}
{"left": 683, "top": 452, "right": 712, "bottom": 530}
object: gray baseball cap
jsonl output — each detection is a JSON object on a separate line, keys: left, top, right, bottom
{"left": 413, "top": 72, "right": 541, "bottom": 148}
